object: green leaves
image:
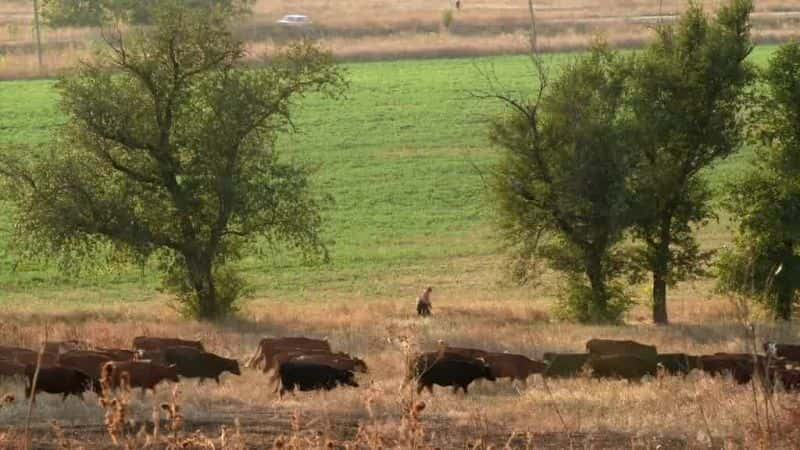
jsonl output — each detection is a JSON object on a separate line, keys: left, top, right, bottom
{"left": 0, "top": 1, "right": 345, "bottom": 319}
{"left": 718, "top": 41, "right": 800, "bottom": 320}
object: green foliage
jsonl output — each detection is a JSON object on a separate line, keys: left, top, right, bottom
{"left": 0, "top": 1, "right": 345, "bottom": 319}
{"left": 40, "top": 0, "right": 253, "bottom": 27}
{"left": 0, "top": 48, "right": 778, "bottom": 304}
{"left": 441, "top": 9, "right": 454, "bottom": 31}
{"left": 491, "top": 46, "right": 636, "bottom": 323}
{"left": 624, "top": 0, "right": 754, "bottom": 324}
{"left": 718, "top": 41, "right": 800, "bottom": 320}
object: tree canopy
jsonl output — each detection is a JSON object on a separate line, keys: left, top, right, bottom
{"left": 0, "top": 1, "right": 346, "bottom": 319}
{"left": 491, "top": 46, "right": 636, "bottom": 323}
{"left": 626, "top": 0, "right": 754, "bottom": 324}
{"left": 717, "top": 41, "right": 800, "bottom": 320}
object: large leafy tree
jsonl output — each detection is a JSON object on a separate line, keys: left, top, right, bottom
{"left": 718, "top": 42, "right": 800, "bottom": 320}
{"left": 0, "top": 1, "right": 345, "bottom": 319}
{"left": 491, "top": 46, "right": 636, "bottom": 324}
{"left": 627, "top": 0, "right": 754, "bottom": 324}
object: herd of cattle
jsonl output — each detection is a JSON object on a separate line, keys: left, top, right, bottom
{"left": 2, "top": 336, "right": 800, "bottom": 403}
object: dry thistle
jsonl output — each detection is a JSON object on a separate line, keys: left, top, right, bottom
{"left": 1, "top": 394, "right": 14, "bottom": 406}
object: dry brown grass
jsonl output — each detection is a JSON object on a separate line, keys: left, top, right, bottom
{"left": 1, "top": 286, "right": 800, "bottom": 447}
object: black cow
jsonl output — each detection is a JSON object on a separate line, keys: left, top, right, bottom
{"left": 277, "top": 361, "right": 358, "bottom": 397}
{"left": 163, "top": 346, "right": 241, "bottom": 383}
{"left": 25, "top": 366, "right": 100, "bottom": 401}
{"left": 656, "top": 353, "right": 701, "bottom": 376}
{"left": 416, "top": 356, "right": 495, "bottom": 394}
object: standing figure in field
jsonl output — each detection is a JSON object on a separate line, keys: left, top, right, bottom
{"left": 417, "top": 286, "right": 433, "bottom": 316}
{"left": 455, "top": 0, "right": 461, "bottom": 10}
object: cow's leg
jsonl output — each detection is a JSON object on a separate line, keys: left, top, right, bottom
{"left": 416, "top": 383, "right": 424, "bottom": 395}
{"left": 62, "top": 393, "right": 69, "bottom": 402}
{"left": 215, "top": 376, "right": 220, "bottom": 385}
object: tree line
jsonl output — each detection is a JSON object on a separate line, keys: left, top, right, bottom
{"left": 492, "top": 0, "right": 800, "bottom": 324}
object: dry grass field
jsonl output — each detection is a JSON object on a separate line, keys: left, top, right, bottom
{"left": 2, "top": 283, "right": 800, "bottom": 448}
{"left": 1, "top": 0, "right": 800, "bottom": 78}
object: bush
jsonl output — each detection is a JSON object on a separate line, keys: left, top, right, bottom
{"left": 441, "top": 9, "right": 454, "bottom": 31}
{"left": 554, "top": 278, "right": 634, "bottom": 324}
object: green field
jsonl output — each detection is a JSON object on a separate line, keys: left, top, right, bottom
{"left": 0, "top": 46, "right": 777, "bottom": 306}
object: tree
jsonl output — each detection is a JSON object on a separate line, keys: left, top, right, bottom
{"left": 40, "top": 0, "right": 253, "bottom": 27}
{"left": 0, "top": 1, "right": 345, "bottom": 319}
{"left": 491, "top": 46, "right": 636, "bottom": 323}
{"left": 626, "top": 0, "right": 754, "bottom": 324}
{"left": 717, "top": 41, "right": 800, "bottom": 320}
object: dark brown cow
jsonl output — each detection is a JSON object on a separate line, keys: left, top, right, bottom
{"left": 589, "top": 354, "right": 657, "bottom": 381}
{"left": 764, "top": 342, "right": 800, "bottom": 363}
{"left": 132, "top": 336, "right": 204, "bottom": 353}
{"left": 103, "top": 361, "right": 180, "bottom": 394}
{"left": 162, "top": 346, "right": 241, "bottom": 383}
{"left": 25, "top": 366, "right": 100, "bottom": 401}
{"left": 586, "top": 339, "right": 658, "bottom": 364}
{"left": 249, "top": 337, "right": 331, "bottom": 371}
{"left": 543, "top": 353, "right": 589, "bottom": 378}
{"left": 769, "top": 366, "right": 800, "bottom": 391}
{"left": 0, "top": 346, "right": 58, "bottom": 367}
{"left": 58, "top": 351, "right": 117, "bottom": 380}
{"left": 0, "top": 359, "right": 26, "bottom": 380}
{"left": 699, "top": 354, "right": 760, "bottom": 384}
{"left": 443, "top": 346, "right": 489, "bottom": 358}
{"left": 94, "top": 348, "right": 137, "bottom": 361}
{"left": 43, "top": 340, "right": 88, "bottom": 354}
{"left": 482, "top": 353, "right": 547, "bottom": 383}
{"left": 656, "top": 353, "right": 701, "bottom": 376}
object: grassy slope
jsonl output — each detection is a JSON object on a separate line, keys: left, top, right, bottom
{"left": 0, "top": 46, "right": 776, "bottom": 305}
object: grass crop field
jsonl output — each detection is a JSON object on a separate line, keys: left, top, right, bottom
{"left": 1, "top": 45, "right": 799, "bottom": 448}
{"left": 0, "top": 46, "right": 775, "bottom": 307}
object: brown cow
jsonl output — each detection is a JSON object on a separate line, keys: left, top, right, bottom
{"left": 443, "top": 346, "right": 489, "bottom": 359}
{"left": 132, "top": 336, "right": 204, "bottom": 353}
{"left": 764, "top": 342, "right": 800, "bottom": 363}
{"left": 699, "top": 354, "right": 759, "bottom": 384}
{"left": 103, "top": 361, "right": 180, "bottom": 394}
{"left": 94, "top": 348, "right": 137, "bottom": 361}
{"left": 0, "top": 359, "right": 26, "bottom": 380}
{"left": 43, "top": 340, "right": 88, "bottom": 354}
{"left": 769, "top": 366, "right": 800, "bottom": 391}
{"left": 248, "top": 337, "right": 331, "bottom": 371}
{"left": 58, "top": 351, "right": 117, "bottom": 380}
{"left": 162, "top": 346, "right": 241, "bottom": 383}
{"left": 0, "top": 346, "right": 58, "bottom": 367}
{"left": 586, "top": 339, "right": 658, "bottom": 364}
{"left": 482, "top": 353, "right": 546, "bottom": 383}
{"left": 589, "top": 354, "right": 657, "bottom": 381}
{"left": 543, "top": 353, "right": 589, "bottom": 378}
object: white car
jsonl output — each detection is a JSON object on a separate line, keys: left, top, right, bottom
{"left": 277, "top": 14, "right": 312, "bottom": 26}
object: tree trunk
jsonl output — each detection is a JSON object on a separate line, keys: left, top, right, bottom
{"left": 586, "top": 251, "right": 608, "bottom": 322}
{"left": 774, "top": 240, "right": 794, "bottom": 321}
{"left": 651, "top": 213, "right": 672, "bottom": 325}
{"left": 186, "top": 254, "right": 219, "bottom": 320}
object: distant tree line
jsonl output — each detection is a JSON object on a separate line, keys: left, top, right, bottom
{"left": 492, "top": 0, "right": 800, "bottom": 324}
{"left": 40, "top": 0, "right": 254, "bottom": 27}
